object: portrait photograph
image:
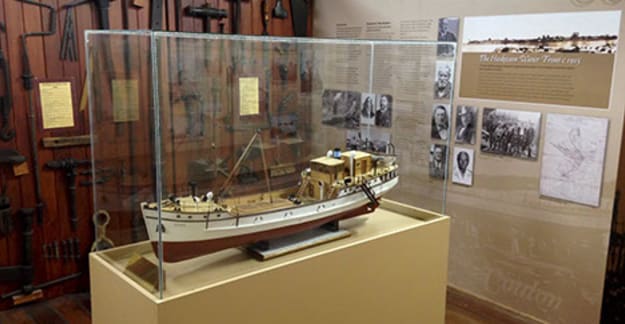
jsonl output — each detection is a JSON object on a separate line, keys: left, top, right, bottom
{"left": 455, "top": 105, "right": 477, "bottom": 144}
{"left": 437, "top": 16, "right": 459, "bottom": 57}
{"left": 434, "top": 61, "right": 454, "bottom": 100}
{"left": 431, "top": 104, "right": 451, "bottom": 141}
{"left": 481, "top": 108, "right": 541, "bottom": 160}
{"left": 452, "top": 147, "right": 474, "bottom": 186}
{"left": 429, "top": 144, "right": 448, "bottom": 179}
{"left": 360, "top": 93, "right": 376, "bottom": 126}
{"left": 374, "top": 94, "right": 393, "bottom": 128}
{"left": 321, "top": 89, "right": 361, "bottom": 129}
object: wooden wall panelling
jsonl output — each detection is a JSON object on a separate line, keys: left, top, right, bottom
{"left": 0, "top": 0, "right": 6, "bottom": 276}
{"left": 111, "top": 0, "right": 132, "bottom": 245}
{"left": 217, "top": 0, "right": 232, "bottom": 34}
{"left": 70, "top": 0, "right": 97, "bottom": 270}
{"left": 57, "top": 0, "right": 90, "bottom": 291}
{"left": 132, "top": 1, "right": 153, "bottom": 244}
{"left": 0, "top": 0, "right": 24, "bottom": 303}
{"left": 23, "top": 0, "right": 60, "bottom": 294}
{"left": 0, "top": 0, "right": 313, "bottom": 310}
{"left": 41, "top": 0, "right": 68, "bottom": 297}
{"left": 0, "top": 0, "right": 8, "bottom": 264}
{"left": 240, "top": 0, "right": 253, "bottom": 34}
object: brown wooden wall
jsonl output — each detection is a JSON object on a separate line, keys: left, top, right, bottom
{"left": 0, "top": 0, "right": 313, "bottom": 310}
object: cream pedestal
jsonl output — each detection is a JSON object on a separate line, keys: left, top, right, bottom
{"left": 90, "top": 200, "right": 450, "bottom": 324}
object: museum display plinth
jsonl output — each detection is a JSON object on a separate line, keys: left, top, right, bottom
{"left": 89, "top": 200, "right": 450, "bottom": 324}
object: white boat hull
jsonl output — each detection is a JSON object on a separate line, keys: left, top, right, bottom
{"left": 142, "top": 175, "right": 398, "bottom": 262}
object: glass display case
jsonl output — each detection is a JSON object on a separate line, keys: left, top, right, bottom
{"left": 86, "top": 31, "right": 456, "bottom": 303}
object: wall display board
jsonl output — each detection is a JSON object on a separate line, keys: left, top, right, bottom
{"left": 314, "top": 1, "right": 625, "bottom": 323}
{"left": 460, "top": 11, "right": 620, "bottom": 108}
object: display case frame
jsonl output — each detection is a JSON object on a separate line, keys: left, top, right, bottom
{"left": 86, "top": 30, "right": 456, "bottom": 301}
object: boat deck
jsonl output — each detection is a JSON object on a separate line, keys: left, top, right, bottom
{"left": 235, "top": 197, "right": 295, "bottom": 215}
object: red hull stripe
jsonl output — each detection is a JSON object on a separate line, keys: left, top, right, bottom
{"left": 151, "top": 204, "right": 375, "bottom": 262}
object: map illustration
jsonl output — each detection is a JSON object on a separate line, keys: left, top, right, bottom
{"left": 539, "top": 114, "right": 608, "bottom": 207}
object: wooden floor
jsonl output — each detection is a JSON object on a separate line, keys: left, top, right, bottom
{"left": 0, "top": 293, "right": 91, "bottom": 324}
{"left": 0, "top": 288, "right": 538, "bottom": 324}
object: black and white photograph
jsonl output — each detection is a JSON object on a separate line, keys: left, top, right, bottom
{"left": 360, "top": 93, "right": 376, "bottom": 126}
{"left": 299, "top": 47, "right": 313, "bottom": 93}
{"left": 455, "top": 105, "right": 477, "bottom": 144}
{"left": 463, "top": 11, "right": 620, "bottom": 54}
{"left": 437, "top": 17, "right": 459, "bottom": 57}
{"left": 321, "top": 89, "right": 361, "bottom": 129}
{"left": 452, "top": 147, "right": 474, "bottom": 186}
{"left": 271, "top": 113, "right": 298, "bottom": 138}
{"left": 434, "top": 61, "right": 454, "bottom": 100}
{"left": 346, "top": 129, "right": 392, "bottom": 154}
{"left": 431, "top": 104, "right": 451, "bottom": 141}
{"left": 374, "top": 94, "right": 393, "bottom": 128}
{"left": 429, "top": 144, "right": 447, "bottom": 179}
{"left": 481, "top": 108, "right": 541, "bottom": 160}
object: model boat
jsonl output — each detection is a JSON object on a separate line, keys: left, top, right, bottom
{"left": 142, "top": 139, "right": 399, "bottom": 262}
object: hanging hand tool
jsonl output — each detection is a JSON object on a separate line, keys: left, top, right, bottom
{"left": 181, "top": 1, "right": 228, "bottom": 137}
{"left": 60, "top": 7, "right": 77, "bottom": 61}
{"left": 45, "top": 158, "right": 90, "bottom": 232}
{"left": 150, "top": 0, "right": 163, "bottom": 30}
{"left": 261, "top": 0, "right": 270, "bottom": 35}
{"left": 90, "top": 210, "right": 114, "bottom": 251}
{"left": 184, "top": 3, "right": 228, "bottom": 33}
{"left": 18, "top": 0, "right": 57, "bottom": 225}
{"left": 273, "top": 0, "right": 287, "bottom": 19}
{"left": 290, "top": 0, "right": 308, "bottom": 37}
{"left": 0, "top": 22, "right": 15, "bottom": 141}
{"left": 63, "top": 0, "right": 111, "bottom": 29}
{"left": 0, "top": 209, "right": 82, "bottom": 303}
{"left": 72, "top": 237, "right": 81, "bottom": 259}
{"left": 64, "top": 0, "right": 113, "bottom": 121}
{"left": 224, "top": 0, "right": 249, "bottom": 34}
{"left": 0, "top": 150, "right": 27, "bottom": 235}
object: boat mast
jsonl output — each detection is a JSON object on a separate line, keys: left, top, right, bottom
{"left": 257, "top": 132, "right": 273, "bottom": 203}
{"left": 216, "top": 131, "right": 260, "bottom": 199}
{"left": 215, "top": 129, "right": 273, "bottom": 202}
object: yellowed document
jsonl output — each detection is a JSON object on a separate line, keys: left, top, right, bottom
{"left": 239, "top": 77, "right": 259, "bottom": 116}
{"left": 112, "top": 79, "right": 140, "bottom": 122}
{"left": 39, "top": 82, "right": 74, "bottom": 129}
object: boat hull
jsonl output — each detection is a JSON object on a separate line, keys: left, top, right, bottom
{"left": 143, "top": 173, "right": 398, "bottom": 262}
{"left": 151, "top": 203, "right": 374, "bottom": 262}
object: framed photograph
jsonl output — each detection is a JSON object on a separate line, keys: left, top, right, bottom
{"left": 360, "top": 93, "right": 376, "bottom": 126}
{"left": 374, "top": 94, "right": 393, "bottom": 128}
{"left": 321, "top": 89, "right": 361, "bottom": 129}
{"left": 346, "top": 129, "right": 391, "bottom": 154}
{"left": 431, "top": 104, "right": 451, "bottom": 141}
{"left": 434, "top": 61, "right": 453, "bottom": 100}
{"left": 481, "top": 108, "right": 541, "bottom": 160}
{"left": 437, "top": 17, "right": 459, "bottom": 57}
{"left": 455, "top": 105, "right": 477, "bottom": 144}
{"left": 429, "top": 144, "right": 447, "bottom": 179}
{"left": 452, "top": 147, "right": 474, "bottom": 186}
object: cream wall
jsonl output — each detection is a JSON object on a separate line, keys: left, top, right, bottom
{"left": 313, "top": 1, "right": 625, "bottom": 323}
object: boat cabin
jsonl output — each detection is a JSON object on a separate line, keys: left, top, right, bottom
{"left": 340, "top": 151, "right": 372, "bottom": 178}
{"left": 307, "top": 151, "right": 373, "bottom": 200}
